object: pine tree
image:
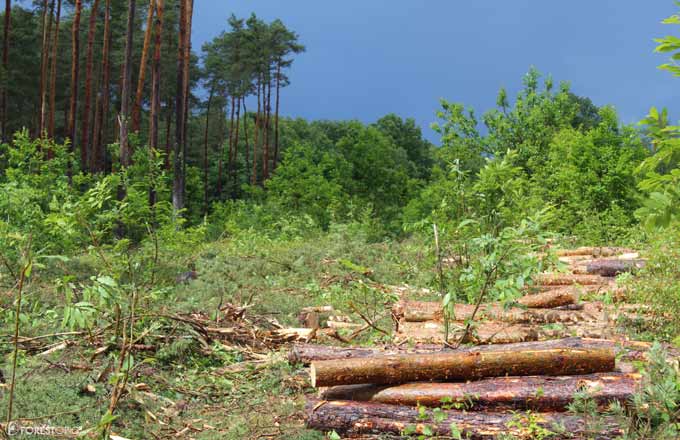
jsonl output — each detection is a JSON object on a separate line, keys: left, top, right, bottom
{"left": 47, "top": 0, "right": 61, "bottom": 142}
{"left": 131, "top": 0, "right": 155, "bottom": 133}
{"left": 119, "top": 0, "right": 136, "bottom": 168}
{"left": 68, "top": 0, "right": 83, "bottom": 176}
{"left": 1, "top": 0, "right": 10, "bottom": 140}
{"left": 81, "top": 0, "right": 102, "bottom": 169}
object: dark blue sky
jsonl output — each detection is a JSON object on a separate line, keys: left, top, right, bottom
{"left": 194, "top": 1, "right": 679, "bottom": 143}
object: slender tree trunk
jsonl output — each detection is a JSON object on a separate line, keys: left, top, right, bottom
{"left": 148, "top": 0, "right": 162, "bottom": 207}
{"left": 100, "top": 12, "right": 113, "bottom": 172}
{"left": 149, "top": 0, "right": 162, "bottom": 151}
{"left": 262, "top": 78, "right": 271, "bottom": 181}
{"left": 216, "top": 104, "right": 224, "bottom": 198}
{"left": 202, "top": 88, "right": 213, "bottom": 214}
{"left": 119, "top": 0, "right": 135, "bottom": 168}
{"left": 47, "top": 0, "right": 61, "bottom": 143}
{"left": 91, "top": 0, "right": 111, "bottom": 173}
{"left": 242, "top": 98, "right": 250, "bottom": 178}
{"left": 172, "top": 0, "right": 187, "bottom": 212}
{"left": 226, "top": 95, "right": 235, "bottom": 195}
{"left": 131, "top": 0, "right": 155, "bottom": 133}
{"left": 232, "top": 95, "right": 241, "bottom": 196}
{"left": 164, "top": 97, "right": 172, "bottom": 170}
{"left": 251, "top": 75, "right": 261, "bottom": 185}
{"left": 38, "top": 0, "right": 53, "bottom": 138}
{"left": 81, "top": 0, "right": 101, "bottom": 171}
{"left": 181, "top": 0, "right": 193, "bottom": 204}
{"left": 1, "top": 0, "right": 10, "bottom": 141}
{"left": 67, "top": 0, "right": 82, "bottom": 178}
{"left": 273, "top": 61, "right": 282, "bottom": 171}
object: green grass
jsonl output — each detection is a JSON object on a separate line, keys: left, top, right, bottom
{"left": 0, "top": 229, "right": 435, "bottom": 438}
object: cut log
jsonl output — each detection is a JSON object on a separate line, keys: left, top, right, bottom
{"left": 321, "top": 372, "right": 640, "bottom": 411}
{"left": 305, "top": 400, "right": 623, "bottom": 439}
{"left": 533, "top": 273, "right": 606, "bottom": 286}
{"left": 289, "top": 337, "right": 663, "bottom": 365}
{"left": 555, "top": 247, "right": 633, "bottom": 258}
{"left": 396, "top": 321, "right": 539, "bottom": 345}
{"left": 309, "top": 347, "right": 615, "bottom": 387}
{"left": 517, "top": 288, "right": 578, "bottom": 308}
{"left": 584, "top": 259, "right": 645, "bottom": 277}
{"left": 395, "top": 301, "right": 595, "bottom": 324}
{"left": 528, "top": 283, "right": 607, "bottom": 293}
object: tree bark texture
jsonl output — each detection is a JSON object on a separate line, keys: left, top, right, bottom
{"left": 305, "top": 400, "right": 623, "bottom": 439}
{"left": 321, "top": 372, "right": 639, "bottom": 411}
{"left": 309, "top": 347, "right": 615, "bottom": 387}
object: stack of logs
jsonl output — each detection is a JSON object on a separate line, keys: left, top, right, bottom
{"left": 300, "top": 247, "right": 650, "bottom": 438}
{"left": 393, "top": 247, "right": 646, "bottom": 345}
{"left": 300, "top": 338, "right": 640, "bottom": 438}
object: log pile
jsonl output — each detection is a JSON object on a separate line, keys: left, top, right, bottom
{"left": 303, "top": 339, "right": 635, "bottom": 438}
{"left": 392, "top": 247, "right": 646, "bottom": 344}
{"left": 301, "top": 248, "right": 651, "bottom": 438}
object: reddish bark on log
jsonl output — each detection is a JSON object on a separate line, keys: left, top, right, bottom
{"left": 305, "top": 399, "right": 623, "bottom": 439}
{"left": 310, "top": 347, "right": 615, "bottom": 387}
{"left": 321, "top": 372, "right": 639, "bottom": 411}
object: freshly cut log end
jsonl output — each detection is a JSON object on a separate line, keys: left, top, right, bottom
{"left": 305, "top": 399, "right": 623, "bottom": 439}
{"left": 321, "top": 372, "right": 640, "bottom": 411}
{"left": 310, "top": 363, "right": 317, "bottom": 387}
{"left": 310, "top": 347, "right": 616, "bottom": 387}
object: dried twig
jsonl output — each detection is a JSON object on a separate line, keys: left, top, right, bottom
{"left": 7, "top": 238, "right": 31, "bottom": 426}
{"left": 348, "top": 303, "right": 389, "bottom": 336}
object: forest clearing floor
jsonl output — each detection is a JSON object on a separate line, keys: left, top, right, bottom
{"left": 0, "top": 234, "right": 677, "bottom": 439}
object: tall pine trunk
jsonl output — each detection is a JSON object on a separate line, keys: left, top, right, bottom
{"left": 149, "top": 0, "right": 162, "bottom": 150}
{"left": 242, "top": 98, "right": 250, "bottom": 179}
{"left": 149, "top": 0, "right": 163, "bottom": 207}
{"left": 38, "top": 0, "right": 53, "bottom": 137}
{"left": 81, "top": 0, "right": 101, "bottom": 170}
{"left": 91, "top": 0, "right": 111, "bottom": 173}
{"left": 164, "top": 97, "right": 172, "bottom": 170}
{"left": 47, "top": 0, "right": 61, "bottom": 142}
{"left": 119, "top": 0, "right": 135, "bottom": 168}
{"left": 226, "top": 95, "right": 235, "bottom": 194}
{"left": 202, "top": 88, "right": 213, "bottom": 214}
{"left": 273, "top": 62, "right": 281, "bottom": 171}
{"left": 232, "top": 95, "right": 241, "bottom": 196}
{"left": 251, "top": 74, "right": 261, "bottom": 186}
{"left": 173, "top": 0, "right": 187, "bottom": 212}
{"left": 1, "top": 0, "right": 10, "bottom": 141}
{"left": 217, "top": 104, "right": 224, "bottom": 198}
{"left": 68, "top": 0, "right": 82, "bottom": 178}
{"left": 262, "top": 78, "right": 271, "bottom": 181}
{"left": 181, "top": 0, "right": 193, "bottom": 200}
{"left": 131, "top": 0, "right": 155, "bottom": 133}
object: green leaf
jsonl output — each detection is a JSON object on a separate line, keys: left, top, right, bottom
{"left": 450, "top": 422, "right": 463, "bottom": 439}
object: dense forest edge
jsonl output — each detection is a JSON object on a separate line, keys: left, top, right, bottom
{"left": 0, "top": 0, "right": 679, "bottom": 439}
